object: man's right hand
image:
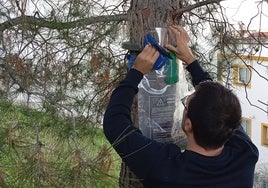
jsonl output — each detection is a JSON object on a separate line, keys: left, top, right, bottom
{"left": 165, "top": 25, "right": 196, "bottom": 65}
{"left": 132, "top": 44, "right": 160, "bottom": 75}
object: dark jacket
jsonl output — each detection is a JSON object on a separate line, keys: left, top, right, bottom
{"left": 103, "top": 60, "right": 259, "bottom": 188}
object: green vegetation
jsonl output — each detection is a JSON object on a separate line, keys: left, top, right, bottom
{"left": 0, "top": 99, "right": 120, "bottom": 188}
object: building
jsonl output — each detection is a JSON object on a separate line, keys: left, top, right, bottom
{"left": 217, "top": 31, "right": 268, "bottom": 167}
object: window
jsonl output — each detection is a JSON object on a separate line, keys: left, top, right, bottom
{"left": 233, "top": 64, "right": 252, "bottom": 88}
{"left": 238, "top": 68, "right": 250, "bottom": 83}
{"left": 241, "top": 117, "right": 252, "bottom": 137}
{"left": 261, "top": 123, "right": 268, "bottom": 147}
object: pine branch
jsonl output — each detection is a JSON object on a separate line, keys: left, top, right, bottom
{"left": 0, "top": 13, "right": 128, "bottom": 32}
{"left": 0, "top": 0, "right": 223, "bottom": 32}
{"left": 175, "top": 0, "right": 223, "bottom": 14}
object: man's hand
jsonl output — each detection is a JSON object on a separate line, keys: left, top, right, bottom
{"left": 165, "top": 25, "right": 196, "bottom": 65}
{"left": 132, "top": 44, "right": 160, "bottom": 75}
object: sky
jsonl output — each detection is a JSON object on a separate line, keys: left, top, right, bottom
{"left": 221, "top": 0, "right": 268, "bottom": 31}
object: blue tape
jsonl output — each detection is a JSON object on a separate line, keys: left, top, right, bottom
{"left": 127, "top": 33, "right": 171, "bottom": 70}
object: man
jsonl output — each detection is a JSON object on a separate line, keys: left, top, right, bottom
{"left": 103, "top": 25, "right": 259, "bottom": 187}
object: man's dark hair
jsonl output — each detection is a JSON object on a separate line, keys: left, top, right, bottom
{"left": 187, "top": 81, "right": 242, "bottom": 150}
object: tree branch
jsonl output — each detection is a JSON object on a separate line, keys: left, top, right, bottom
{"left": 0, "top": 0, "right": 223, "bottom": 32}
{"left": 0, "top": 13, "right": 128, "bottom": 32}
{"left": 176, "top": 0, "right": 223, "bottom": 14}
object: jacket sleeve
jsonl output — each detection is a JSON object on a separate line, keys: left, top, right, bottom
{"left": 186, "top": 60, "right": 212, "bottom": 86}
{"left": 103, "top": 69, "right": 168, "bottom": 179}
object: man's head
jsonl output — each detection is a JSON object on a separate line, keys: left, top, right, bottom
{"left": 182, "top": 81, "right": 242, "bottom": 150}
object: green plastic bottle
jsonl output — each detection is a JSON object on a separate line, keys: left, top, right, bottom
{"left": 166, "top": 51, "right": 179, "bottom": 84}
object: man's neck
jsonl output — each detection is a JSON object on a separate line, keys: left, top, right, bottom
{"left": 186, "top": 137, "right": 224, "bottom": 157}
{"left": 187, "top": 145, "right": 224, "bottom": 157}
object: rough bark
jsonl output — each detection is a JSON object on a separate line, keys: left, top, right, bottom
{"left": 128, "top": 0, "right": 182, "bottom": 48}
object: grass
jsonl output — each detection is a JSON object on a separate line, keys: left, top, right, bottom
{"left": 0, "top": 99, "right": 121, "bottom": 188}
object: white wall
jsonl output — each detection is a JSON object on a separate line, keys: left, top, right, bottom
{"left": 233, "top": 56, "right": 268, "bottom": 165}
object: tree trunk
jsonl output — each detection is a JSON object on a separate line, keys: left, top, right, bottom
{"left": 120, "top": 0, "right": 183, "bottom": 187}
